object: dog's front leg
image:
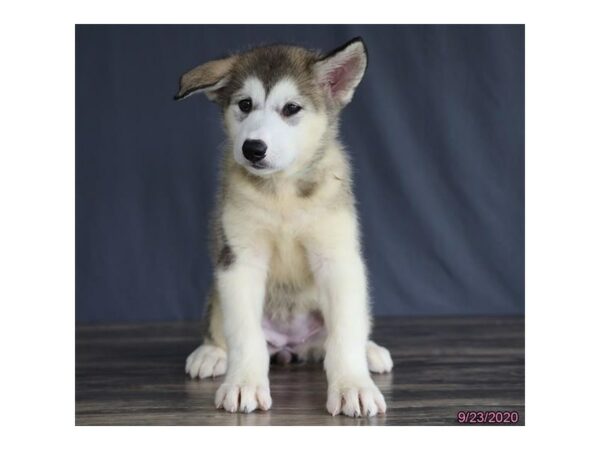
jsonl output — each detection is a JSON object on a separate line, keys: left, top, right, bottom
{"left": 307, "top": 216, "right": 387, "bottom": 417}
{"left": 214, "top": 244, "right": 271, "bottom": 413}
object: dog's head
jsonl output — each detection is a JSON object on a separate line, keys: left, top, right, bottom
{"left": 175, "top": 38, "right": 368, "bottom": 176}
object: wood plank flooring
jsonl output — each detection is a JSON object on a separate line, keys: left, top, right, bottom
{"left": 76, "top": 316, "right": 524, "bottom": 425}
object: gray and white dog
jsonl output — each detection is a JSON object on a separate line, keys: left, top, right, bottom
{"left": 176, "top": 37, "right": 393, "bottom": 417}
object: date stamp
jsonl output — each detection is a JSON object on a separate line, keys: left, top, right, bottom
{"left": 457, "top": 410, "right": 519, "bottom": 424}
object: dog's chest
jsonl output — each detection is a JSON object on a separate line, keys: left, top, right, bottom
{"left": 253, "top": 190, "right": 315, "bottom": 285}
{"left": 267, "top": 222, "right": 312, "bottom": 289}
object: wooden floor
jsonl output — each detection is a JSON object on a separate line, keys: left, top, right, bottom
{"left": 76, "top": 316, "right": 524, "bottom": 426}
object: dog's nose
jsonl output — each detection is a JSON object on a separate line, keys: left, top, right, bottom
{"left": 242, "top": 139, "right": 267, "bottom": 163}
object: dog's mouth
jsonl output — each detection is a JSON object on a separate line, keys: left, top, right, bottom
{"left": 245, "top": 160, "right": 279, "bottom": 176}
{"left": 250, "top": 161, "right": 269, "bottom": 170}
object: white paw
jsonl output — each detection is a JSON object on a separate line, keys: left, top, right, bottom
{"left": 327, "top": 376, "right": 387, "bottom": 417}
{"left": 367, "top": 341, "right": 393, "bottom": 374}
{"left": 185, "top": 344, "right": 227, "bottom": 379}
{"left": 215, "top": 380, "right": 272, "bottom": 413}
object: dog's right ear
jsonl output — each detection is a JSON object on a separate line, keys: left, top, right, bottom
{"left": 174, "top": 55, "right": 237, "bottom": 101}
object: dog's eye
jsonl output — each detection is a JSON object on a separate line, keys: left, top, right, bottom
{"left": 238, "top": 98, "right": 252, "bottom": 113}
{"left": 282, "top": 103, "right": 302, "bottom": 117}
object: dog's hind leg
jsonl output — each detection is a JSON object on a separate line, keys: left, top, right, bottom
{"left": 186, "top": 288, "right": 228, "bottom": 379}
{"left": 186, "top": 343, "right": 227, "bottom": 379}
{"left": 366, "top": 340, "right": 393, "bottom": 374}
{"left": 295, "top": 338, "right": 393, "bottom": 374}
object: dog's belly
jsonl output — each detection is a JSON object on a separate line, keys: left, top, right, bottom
{"left": 262, "top": 311, "right": 325, "bottom": 363}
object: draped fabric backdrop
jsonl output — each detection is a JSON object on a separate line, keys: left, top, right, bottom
{"left": 76, "top": 25, "right": 524, "bottom": 323}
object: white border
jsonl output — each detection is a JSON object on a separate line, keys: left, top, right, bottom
{"left": 1, "top": 0, "right": 599, "bottom": 447}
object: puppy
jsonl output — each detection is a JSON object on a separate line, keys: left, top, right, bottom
{"left": 177, "top": 37, "right": 393, "bottom": 417}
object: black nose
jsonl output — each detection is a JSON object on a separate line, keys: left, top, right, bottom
{"left": 242, "top": 139, "right": 267, "bottom": 163}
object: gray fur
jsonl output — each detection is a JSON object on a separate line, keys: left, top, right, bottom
{"left": 218, "top": 242, "right": 235, "bottom": 269}
{"left": 217, "top": 45, "right": 324, "bottom": 110}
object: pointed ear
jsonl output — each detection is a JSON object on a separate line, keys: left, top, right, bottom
{"left": 314, "top": 37, "right": 368, "bottom": 107}
{"left": 174, "top": 55, "right": 237, "bottom": 101}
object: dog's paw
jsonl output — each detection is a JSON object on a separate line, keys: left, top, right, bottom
{"left": 185, "top": 344, "right": 227, "bottom": 379}
{"left": 367, "top": 341, "right": 393, "bottom": 374}
{"left": 327, "top": 377, "right": 386, "bottom": 417}
{"left": 215, "top": 380, "right": 272, "bottom": 413}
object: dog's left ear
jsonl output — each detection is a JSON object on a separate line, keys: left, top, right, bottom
{"left": 174, "top": 55, "right": 238, "bottom": 101}
{"left": 314, "top": 37, "right": 368, "bottom": 107}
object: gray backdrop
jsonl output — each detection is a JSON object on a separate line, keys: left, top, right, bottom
{"left": 76, "top": 25, "right": 524, "bottom": 323}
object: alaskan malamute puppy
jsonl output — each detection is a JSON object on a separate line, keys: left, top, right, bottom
{"left": 176, "top": 37, "right": 393, "bottom": 417}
